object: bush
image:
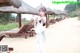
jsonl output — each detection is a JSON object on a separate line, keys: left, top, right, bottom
{"left": 0, "top": 23, "right": 18, "bottom": 31}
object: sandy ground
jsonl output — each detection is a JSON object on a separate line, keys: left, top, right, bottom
{"left": 0, "top": 18, "right": 80, "bottom": 53}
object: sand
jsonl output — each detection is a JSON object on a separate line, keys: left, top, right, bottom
{"left": 0, "top": 18, "right": 80, "bottom": 53}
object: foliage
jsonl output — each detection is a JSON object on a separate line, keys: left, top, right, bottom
{"left": 64, "top": 4, "right": 77, "bottom": 14}
{"left": 0, "top": 13, "right": 16, "bottom": 25}
{"left": 0, "top": 22, "right": 18, "bottom": 31}
{"left": 64, "top": 0, "right": 80, "bottom": 17}
{"left": 77, "top": 0, "right": 80, "bottom": 7}
{"left": 69, "top": 11, "right": 77, "bottom": 17}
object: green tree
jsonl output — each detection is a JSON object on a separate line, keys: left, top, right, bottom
{"left": 0, "top": 13, "right": 12, "bottom": 25}
{"left": 77, "top": 0, "right": 80, "bottom": 7}
{"left": 64, "top": 4, "right": 77, "bottom": 14}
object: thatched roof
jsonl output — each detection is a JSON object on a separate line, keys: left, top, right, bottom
{"left": 53, "top": 10, "right": 68, "bottom": 15}
{"left": 60, "top": 11, "right": 68, "bottom": 15}
{"left": 0, "top": 0, "right": 11, "bottom": 6}
{"left": 74, "top": 8, "right": 80, "bottom": 16}
{"left": 53, "top": 10, "right": 61, "bottom": 15}
{"left": 47, "top": 8, "right": 55, "bottom": 15}
{"left": 0, "top": 0, "right": 22, "bottom": 8}
{"left": 0, "top": 1, "right": 39, "bottom": 15}
{"left": 36, "top": 4, "right": 55, "bottom": 15}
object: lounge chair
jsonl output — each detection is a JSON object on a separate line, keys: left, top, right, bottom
{"left": 49, "top": 19, "right": 56, "bottom": 25}
{"left": 0, "top": 35, "right": 5, "bottom": 41}
{"left": 4, "top": 24, "right": 34, "bottom": 39}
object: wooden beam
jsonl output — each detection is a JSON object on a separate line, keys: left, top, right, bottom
{"left": 54, "top": 14, "right": 55, "bottom": 19}
{"left": 17, "top": 13, "right": 21, "bottom": 28}
{"left": 46, "top": 15, "right": 49, "bottom": 28}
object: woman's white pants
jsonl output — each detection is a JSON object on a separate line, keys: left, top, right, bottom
{"left": 36, "top": 31, "right": 46, "bottom": 53}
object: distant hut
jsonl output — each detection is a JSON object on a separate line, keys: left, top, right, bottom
{"left": 53, "top": 10, "right": 68, "bottom": 19}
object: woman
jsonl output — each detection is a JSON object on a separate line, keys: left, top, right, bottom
{"left": 34, "top": 7, "right": 47, "bottom": 53}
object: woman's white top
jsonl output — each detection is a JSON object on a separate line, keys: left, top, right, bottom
{"left": 34, "top": 16, "right": 46, "bottom": 34}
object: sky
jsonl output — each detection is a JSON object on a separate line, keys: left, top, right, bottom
{"left": 13, "top": 0, "right": 77, "bottom": 20}
{"left": 22, "top": 0, "right": 77, "bottom": 11}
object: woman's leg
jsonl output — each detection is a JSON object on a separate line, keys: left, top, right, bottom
{"left": 42, "top": 31, "right": 46, "bottom": 42}
{"left": 36, "top": 33, "right": 45, "bottom": 53}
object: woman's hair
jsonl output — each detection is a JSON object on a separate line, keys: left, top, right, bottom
{"left": 39, "top": 7, "right": 47, "bottom": 16}
{"left": 39, "top": 7, "right": 47, "bottom": 12}
{"left": 39, "top": 7, "right": 48, "bottom": 27}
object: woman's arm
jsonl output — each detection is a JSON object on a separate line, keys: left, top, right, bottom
{"left": 34, "top": 17, "right": 38, "bottom": 27}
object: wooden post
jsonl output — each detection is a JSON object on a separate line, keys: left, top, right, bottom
{"left": 46, "top": 15, "right": 49, "bottom": 28}
{"left": 17, "top": 13, "right": 21, "bottom": 28}
{"left": 54, "top": 14, "right": 55, "bottom": 19}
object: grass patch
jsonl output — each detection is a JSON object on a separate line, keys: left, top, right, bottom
{"left": 0, "top": 20, "right": 31, "bottom": 31}
{"left": 0, "top": 22, "right": 18, "bottom": 31}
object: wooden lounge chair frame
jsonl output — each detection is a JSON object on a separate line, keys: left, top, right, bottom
{"left": 5, "top": 24, "right": 34, "bottom": 39}
{"left": 49, "top": 19, "right": 56, "bottom": 25}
